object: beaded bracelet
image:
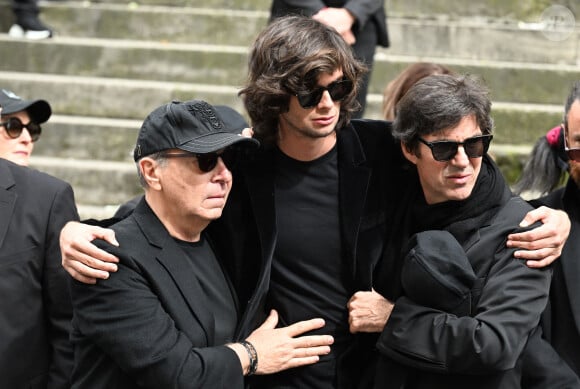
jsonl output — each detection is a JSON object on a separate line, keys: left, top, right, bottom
{"left": 240, "top": 340, "right": 258, "bottom": 376}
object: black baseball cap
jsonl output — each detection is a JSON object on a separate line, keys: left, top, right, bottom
{"left": 0, "top": 89, "right": 51, "bottom": 123}
{"left": 133, "top": 100, "right": 259, "bottom": 161}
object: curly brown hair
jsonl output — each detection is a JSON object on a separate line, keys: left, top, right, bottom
{"left": 239, "top": 15, "right": 367, "bottom": 147}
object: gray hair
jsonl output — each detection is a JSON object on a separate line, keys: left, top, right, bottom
{"left": 136, "top": 152, "right": 168, "bottom": 189}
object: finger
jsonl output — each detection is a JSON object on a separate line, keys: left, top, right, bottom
{"left": 513, "top": 247, "right": 558, "bottom": 261}
{"left": 67, "top": 267, "right": 98, "bottom": 284}
{"left": 519, "top": 206, "right": 549, "bottom": 227}
{"left": 66, "top": 259, "right": 111, "bottom": 281}
{"left": 257, "top": 309, "right": 278, "bottom": 330}
{"left": 284, "top": 356, "right": 321, "bottom": 370}
{"left": 509, "top": 236, "right": 556, "bottom": 251}
{"left": 293, "top": 334, "right": 334, "bottom": 348}
{"left": 525, "top": 255, "right": 558, "bottom": 268}
{"left": 296, "top": 345, "right": 332, "bottom": 358}
{"left": 286, "top": 318, "right": 325, "bottom": 337}
{"left": 72, "top": 242, "right": 120, "bottom": 265}
{"left": 99, "top": 228, "right": 119, "bottom": 246}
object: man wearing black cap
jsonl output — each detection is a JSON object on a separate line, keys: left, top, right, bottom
{"left": 0, "top": 105, "right": 79, "bottom": 388}
{"left": 68, "top": 100, "right": 334, "bottom": 389}
{"left": 0, "top": 88, "right": 51, "bottom": 166}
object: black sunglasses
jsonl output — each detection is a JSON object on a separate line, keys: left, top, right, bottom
{"left": 563, "top": 125, "right": 580, "bottom": 162}
{"left": 160, "top": 147, "right": 240, "bottom": 173}
{"left": 0, "top": 117, "right": 42, "bottom": 142}
{"left": 418, "top": 134, "right": 493, "bottom": 162}
{"left": 296, "top": 79, "right": 353, "bottom": 109}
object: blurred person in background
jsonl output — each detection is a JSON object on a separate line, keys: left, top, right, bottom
{"left": 0, "top": 102, "right": 79, "bottom": 388}
{"left": 516, "top": 81, "right": 580, "bottom": 379}
{"left": 270, "top": 0, "right": 389, "bottom": 118}
{"left": 382, "top": 62, "right": 453, "bottom": 121}
{"left": 8, "top": 0, "right": 53, "bottom": 39}
{"left": 0, "top": 88, "right": 51, "bottom": 166}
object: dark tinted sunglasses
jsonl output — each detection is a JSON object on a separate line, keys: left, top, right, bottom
{"left": 296, "top": 79, "right": 353, "bottom": 109}
{"left": 563, "top": 126, "right": 580, "bottom": 162}
{"left": 161, "top": 147, "right": 240, "bottom": 173}
{"left": 418, "top": 134, "right": 493, "bottom": 162}
{"left": 0, "top": 117, "right": 42, "bottom": 142}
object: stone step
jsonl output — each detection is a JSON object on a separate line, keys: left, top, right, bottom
{"left": 1, "top": 35, "right": 578, "bottom": 104}
{"left": 1, "top": 71, "right": 563, "bottom": 147}
{"left": 1, "top": 3, "right": 577, "bottom": 65}
{"left": 36, "top": 115, "right": 140, "bottom": 162}
{"left": 0, "top": 72, "right": 565, "bottom": 146}
{"left": 28, "top": 156, "right": 141, "bottom": 214}
{"left": 28, "top": 0, "right": 574, "bottom": 20}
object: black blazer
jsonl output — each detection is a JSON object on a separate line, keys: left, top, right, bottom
{"left": 270, "top": 0, "right": 389, "bottom": 47}
{"left": 533, "top": 179, "right": 580, "bottom": 377}
{"left": 0, "top": 158, "right": 78, "bottom": 389}
{"left": 70, "top": 199, "right": 245, "bottom": 389}
{"left": 208, "top": 119, "right": 402, "bottom": 388}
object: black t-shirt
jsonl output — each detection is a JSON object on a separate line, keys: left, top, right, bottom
{"left": 175, "top": 234, "right": 238, "bottom": 345}
{"left": 263, "top": 146, "right": 353, "bottom": 388}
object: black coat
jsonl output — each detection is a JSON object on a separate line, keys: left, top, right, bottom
{"left": 70, "top": 199, "right": 245, "bottom": 389}
{"left": 0, "top": 159, "right": 79, "bottom": 388}
{"left": 374, "top": 172, "right": 553, "bottom": 388}
{"left": 533, "top": 179, "right": 580, "bottom": 377}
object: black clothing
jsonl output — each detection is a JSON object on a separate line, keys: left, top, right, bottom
{"left": 208, "top": 119, "right": 402, "bottom": 389}
{"left": 374, "top": 158, "right": 553, "bottom": 388}
{"left": 0, "top": 159, "right": 79, "bottom": 388}
{"left": 533, "top": 179, "right": 580, "bottom": 377}
{"left": 175, "top": 237, "right": 238, "bottom": 345}
{"left": 70, "top": 199, "right": 244, "bottom": 389}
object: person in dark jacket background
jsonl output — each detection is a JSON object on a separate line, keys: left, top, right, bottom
{"left": 516, "top": 81, "right": 580, "bottom": 381}
{"left": 270, "top": 0, "right": 389, "bottom": 118}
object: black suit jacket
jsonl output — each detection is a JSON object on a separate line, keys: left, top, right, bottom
{"left": 70, "top": 198, "right": 245, "bottom": 389}
{"left": 533, "top": 179, "right": 580, "bottom": 377}
{"left": 0, "top": 158, "right": 78, "bottom": 389}
{"left": 208, "top": 119, "right": 402, "bottom": 388}
{"left": 270, "top": 0, "right": 389, "bottom": 47}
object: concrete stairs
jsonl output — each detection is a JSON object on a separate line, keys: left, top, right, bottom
{"left": 0, "top": 0, "right": 578, "bottom": 218}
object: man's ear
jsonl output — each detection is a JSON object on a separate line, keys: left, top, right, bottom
{"left": 140, "top": 158, "right": 162, "bottom": 190}
{"left": 401, "top": 142, "right": 418, "bottom": 165}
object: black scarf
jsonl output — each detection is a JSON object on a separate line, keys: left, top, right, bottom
{"left": 375, "top": 156, "right": 512, "bottom": 299}
{"left": 410, "top": 156, "right": 512, "bottom": 245}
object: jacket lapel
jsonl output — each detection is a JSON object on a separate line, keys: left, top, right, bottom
{"left": 133, "top": 200, "right": 214, "bottom": 345}
{"left": 337, "top": 126, "right": 372, "bottom": 287}
{"left": 0, "top": 162, "right": 17, "bottom": 249}
{"left": 236, "top": 150, "right": 278, "bottom": 334}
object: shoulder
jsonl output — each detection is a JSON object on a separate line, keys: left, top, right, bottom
{"left": 2, "top": 159, "right": 71, "bottom": 192}
{"left": 350, "top": 118, "right": 393, "bottom": 136}
{"left": 531, "top": 187, "right": 565, "bottom": 209}
{"left": 488, "top": 195, "right": 536, "bottom": 234}
{"left": 342, "top": 119, "right": 399, "bottom": 161}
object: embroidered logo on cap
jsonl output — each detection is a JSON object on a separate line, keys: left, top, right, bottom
{"left": 188, "top": 101, "right": 224, "bottom": 130}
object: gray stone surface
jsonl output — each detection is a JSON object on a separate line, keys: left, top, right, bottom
{"left": 0, "top": 0, "right": 577, "bottom": 218}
